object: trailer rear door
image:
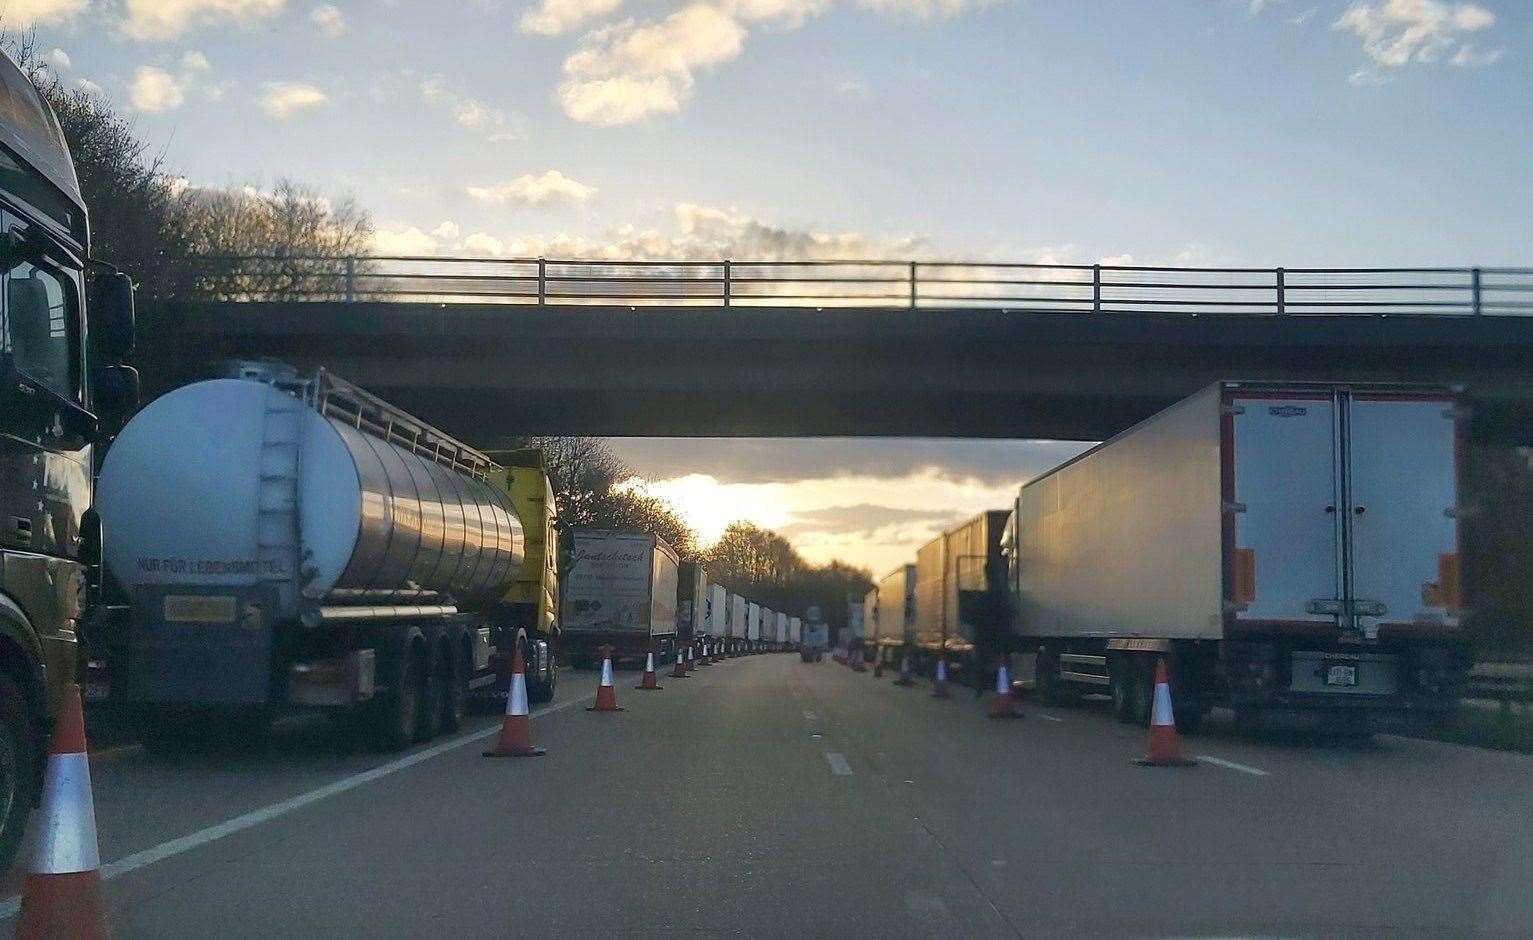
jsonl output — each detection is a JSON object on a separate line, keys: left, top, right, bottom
{"left": 1346, "top": 394, "right": 1460, "bottom": 637}
{"left": 1229, "top": 392, "right": 1341, "bottom": 629}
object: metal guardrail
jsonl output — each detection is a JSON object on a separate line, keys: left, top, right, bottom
{"left": 179, "top": 255, "right": 1533, "bottom": 315}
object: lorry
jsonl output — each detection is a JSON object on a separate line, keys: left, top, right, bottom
{"left": 747, "top": 602, "right": 762, "bottom": 652}
{"left": 911, "top": 511, "right": 1012, "bottom": 677}
{"left": 788, "top": 615, "right": 801, "bottom": 646}
{"left": 97, "top": 364, "right": 527, "bottom": 751}
{"left": 800, "top": 610, "right": 829, "bottom": 663}
{"left": 0, "top": 49, "right": 140, "bottom": 867}
{"left": 487, "top": 447, "right": 560, "bottom": 702}
{"left": 760, "top": 607, "right": 774, "bottom": 652}
{"left": 707, "top": 583, "right": 728, "bottom": 651}
{"left": 1008, "top": 381, "right": 1469, "bottom": 735}
{"left": 776, "top": 611, "right": 789, "bottom": 651}
{"left": 563, "top": 530, "right": 678, "bottom": 666}
{"left": 729, "top": 593, "right": 746, "bottom": 655}
{"left": 872, "top": 565, "right": 916, "bottom": 667}
{"left": 676, "top": 561, "right": 708, "bottom": 648}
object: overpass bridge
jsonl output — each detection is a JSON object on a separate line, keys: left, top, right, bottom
{"left": 139, "top": 257, "right": 1533, "bottom": 444}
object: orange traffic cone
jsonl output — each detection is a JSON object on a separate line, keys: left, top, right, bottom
{"left": 932, "top": 657, "right": 951, "bottom": 698}
{"left": 16, "top": 684, "right": 106, "bottom": 940}
{"left": 893, "top": 651, "right": 915, "bottom": 687}
{"left": 484, "top": 646, "right": 546, "bottom": 757}
{"left": 588, "top": 654, "right": 625, "bottom": 712}
{"left": 696, "top": 642, "right": 710, "bottom": 667}
{"left": 635, "top": 651, "right": 663, "bottom": 691}
{"left": 1135, "top": 659, "right": 1195, "bottom": 767}
{"left": 671, "top": 646, "right": 689, "bottom": 678}
{"left": 988, "top": 655, "right": 1022, "bottom": 719}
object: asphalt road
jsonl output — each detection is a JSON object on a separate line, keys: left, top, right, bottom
{"left": 4, "top": 654, "right": 1532, "bottom": 938}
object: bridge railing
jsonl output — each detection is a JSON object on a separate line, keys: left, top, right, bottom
{"left": 178, "top": 255, "right": 1533, "bottom": 315}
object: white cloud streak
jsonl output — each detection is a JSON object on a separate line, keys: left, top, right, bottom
{"left": 465, "top": 170, "right": 597, "bottom": 206}
{"left": 1332, "top": 0, "right": 1501, "bottom": 84}
{"left": 310, "top": 3, "right": 345, "bottom": 37}
{"left": 120, "top": 0, "right": 288, "bottom": 42}
{"left": 521, "top": 0, "right": 624, "bottom": 36}
{"left": 259, "top": 81, "right": 329, "bottom": 118}
{"left": 3, "top": 0, "right": 87, "bottom": 27}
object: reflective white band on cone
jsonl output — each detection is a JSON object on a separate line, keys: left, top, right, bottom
{"left": 1152, "top": 679, "right": 1175, "bottom": 726}
{"left": 645, "top": 652, "right": 655, "bottom": 672}
{"left": 31, "top": 753, "right": 101, "bottom": 875}
{"left": 601, "top": 659, "right": 614, "bottom": 687}
{"left": 996, "top": 665, "right": 1010, "bottom": 695}
{"left": 507, "top": 672, "right": 529, "bottom": 717}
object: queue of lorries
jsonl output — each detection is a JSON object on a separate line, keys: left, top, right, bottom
{"left": 852, "top": 381, "right": 1470, "bottom": 735}
{"left": 0, "top": 47, "right": 1482, "bottom": 875}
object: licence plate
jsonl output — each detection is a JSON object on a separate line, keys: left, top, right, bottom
{"left": 1325, "top": 664, "right": 1358, "bottom": 687}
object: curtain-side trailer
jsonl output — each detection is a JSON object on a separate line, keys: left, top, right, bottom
{"left": 1008, "top": 381, "right": 1469, "bottom": 735}
{"left": 730, "top": 593, "right": 747, "bottom": 654}
{"left": 677, "top": 561, "right": 708, "bottom": 644}
{"left": 874, "top": 566, "right": 915, "bottom": 665}
{"left": 747, "top": 602, "right": 762, "bottom": 651}
{"left": 760, "top": 608, "right": 775, "bottom": 652}
{"left": 708, "top": 583, "right": 728, "bottom": 644}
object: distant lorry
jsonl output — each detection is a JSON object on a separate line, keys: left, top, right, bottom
{"left": 872, "top": 565, "right": 916, "bottom": 667}
{"left": 747, "top": 602, "right": 762, "bottom": 652}
{"left": 1008, "top": 381, "right": 1469, "bottom": 734}
{"left": 563, "top": 530, "right": 678, "bottom": 666}
{"left": 912, "top": 511, "right": 1012, "bottom": 675}
{"left": 676, "top": 561, "right": 708, "bottom": 648}
{"left": 0, "top": 49, "right": 140, "bottom": 867}
{"left": 730, "top": 593, "right": 747, "bottom": 654}
{"left": 800, "top": 609, "right": 829, "bottom": 662}
{"left": 788, "top": 615, "right": 802, "bottom": 646}
{"left": 97, "top": 364, "right": 527, "bottom": 751}
{"left": 707, "top": 583, "right": 728, "bottom": 650}
{"left": 776, "top": 611, "right": 789, "bottom": 650}
{"left": 761, "top": 608, "right": 774, "bottom": 652}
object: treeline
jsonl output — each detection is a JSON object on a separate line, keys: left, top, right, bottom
{"left": 525, "top": 437, "right": 872, "bottom": 635}
{"left": 14, "top": 35, "right": 371, "bottom": 302}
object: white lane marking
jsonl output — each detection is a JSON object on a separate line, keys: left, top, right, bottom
{"left": 824, "top": 752, "right": 852, "bottom": 776}
{"left": 1036, "top": 714, "right": 1064, "bottom": 722}
{"left": 0, "top": 695, "right": 588, "bottom": 919}
{"left": 1197, "top": 755, "right": 1271, "bottom": 777}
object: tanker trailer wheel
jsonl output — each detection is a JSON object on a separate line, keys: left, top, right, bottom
{"left": 437, "top": 640, "right": 468, "bottom": 735}
{"left": 0, "top": 675, "right": 38, "bottom": 871}
{"left": 368, "top": 642, "right": 427, "bottom": 751}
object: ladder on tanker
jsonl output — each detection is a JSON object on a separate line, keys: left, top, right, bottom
{"left": 256, "top": 386, "right": 305, "bottom": 609}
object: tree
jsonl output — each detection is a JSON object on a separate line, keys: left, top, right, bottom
{"left": 707, "top": 521, "right": 871, "bottom": 631}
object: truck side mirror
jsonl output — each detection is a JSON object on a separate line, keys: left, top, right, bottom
{"left": 89, "top": 268, "right": 135, "bottom": 364}
{"left": 91, "top": 364, "right": 139, "bottom": 438}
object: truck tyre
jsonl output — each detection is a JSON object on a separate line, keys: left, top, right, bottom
{"left": 528, "top": 642, "right": 557, "bottom": 704}
{"left": 438, "top": 642, "right": 468, "bottom": 735}
{"left": 0, "top": 674, "right": 38, "bottom": 871}
{"left": 1035, "top": 647, "right": 1063, "bottom": 706}
{"left": 416, "top": 645, "right": 446, "bottom": 744}
{"left": 369, "top": 644, "right": 426, "bottom": 751}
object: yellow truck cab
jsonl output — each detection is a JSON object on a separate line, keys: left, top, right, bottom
{"left": 492, "top": 449, "right": 560, "bottom": 702}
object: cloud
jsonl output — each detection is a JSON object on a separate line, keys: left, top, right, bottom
{"left": 775, "top": 503, "right": 965, "bottom": 538}
{"left": 46, "top": 48, "right": 71, "bottom": 70}
{"left": 465, "top": 170, "right": 597, "bottom": 206}
{"left": 430, "top": 220, "right": 460, "bottom": 240}
{"left": 77, "top": 78, "right": 105, "bottom": 96}
{"left": 310, "top": 3, "right": 345, "bottom": 36}
{"left": 463, "top": 232, "right": 507, "bottom": 254}
{"left": 129, "top": 66, "right": 186, "bottom": 113}
{"left": 558, "top": 4, "right": 746, "bottom": 125}
{"left": 259, "top": 81, "right": 328, "bottom": 118}
{"left": 3, "top": 0, "right": 87, "bottom": 27}
{"left": 521, "top": 0, "right": 623, "bottom": 36}
{"left": 853, "top": 0, "right": 996, "bottom": 19}
{"left": 1332, "top": 0, "right": 1501, "bottom": 84}
{"left": 371, "top": 224, "right": 440, "bottom": 255}
{"left": 120, "top": 0, "right": 288, "bottom": 41}
{"left": 419, "top": 76, "right": 524, "bottom": 141}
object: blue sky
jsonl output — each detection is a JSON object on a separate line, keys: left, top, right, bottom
{"left": 14, "top": 0, "right": 1532, "bottom": 266}
{"left": 13, "top": 0, "right": 1528, "bottom": 571}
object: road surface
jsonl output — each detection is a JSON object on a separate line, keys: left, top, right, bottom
{"left": 5, "top": 654, "right": 1531, "bottom": 937}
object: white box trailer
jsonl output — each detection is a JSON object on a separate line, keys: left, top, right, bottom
{"left": 676, "top": 562, "right": 708, "bottom": 642}
{"left": 730, "top": 594, "right": 747, "bottom": 652}
{"left": 563, "top": 530, "right": 679, "bottom": 664}
{"left": 747, "top": 602, "right": 762, "bottom": 645}
{"left": 776, "top": 612, "right": 789, "bottom": 646}
{"left": 760, "top": 608, "right": 775, "bottom": 649}
{"left": 873, "top": 565, "right": 916, "bottom": 663}
{"left": 1010, "top": 381, "right": 1468, "bottom": 733}
{"left": 708, "top": 584, "right": 728, "bottom": 640}
{"left": 788, "top": 616, "right": 802, "bottom": 644}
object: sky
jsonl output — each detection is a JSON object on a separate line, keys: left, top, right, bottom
{"left": 10, "top": 0, "right": 1530, "bottom": 572}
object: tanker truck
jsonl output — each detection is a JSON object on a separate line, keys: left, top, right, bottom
{"left": 96, "top": 363, "right": 532, "bottom": 750}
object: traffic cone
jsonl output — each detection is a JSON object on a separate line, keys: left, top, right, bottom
{"left": 851, "top": 646, "right": 867, "bottom": 673}
{"left": 893, "top": 651, "right": 915, "bottom": 687}
{"left": 1135, "top": 659, "right": 1195, "bottom": 767}
{"left": 932, "top": 657, "right": 951, "bottom": 698}
{"left": 988, "top": 655, "right": 1021, "bottom": 719}
{"left": 587, "top": 654, "right": 625, "bottom": 712}
{"left": 16, "top": 683, "right": 106, "bottom": 940}
{"left": 671, "top": 646, "right": 689, "bottom": 678}
{"left": 484, "top": 646, "right": 546, "bottom": 757}
{"left": 696, "top": 642, "right": 710, "bottom": 667}
{"left": 635, "top": 651, "right": 663, "bottom": 690}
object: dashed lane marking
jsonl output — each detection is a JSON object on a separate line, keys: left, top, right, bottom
{"left": 1197, "top": 755, "right": 1271, "bottom": 777}
{"left": 825, "top": 752, "right": 853, "bottom": 776}
{"left": 1037, "top": 714, "right": 1064, "bottom": 722}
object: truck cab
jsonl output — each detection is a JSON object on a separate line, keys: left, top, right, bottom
{"left": 491, "top": 449, "right": 561, "bottom": 703}
{"left": 0, "top": 50, "right": 137, "bottom": 867}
